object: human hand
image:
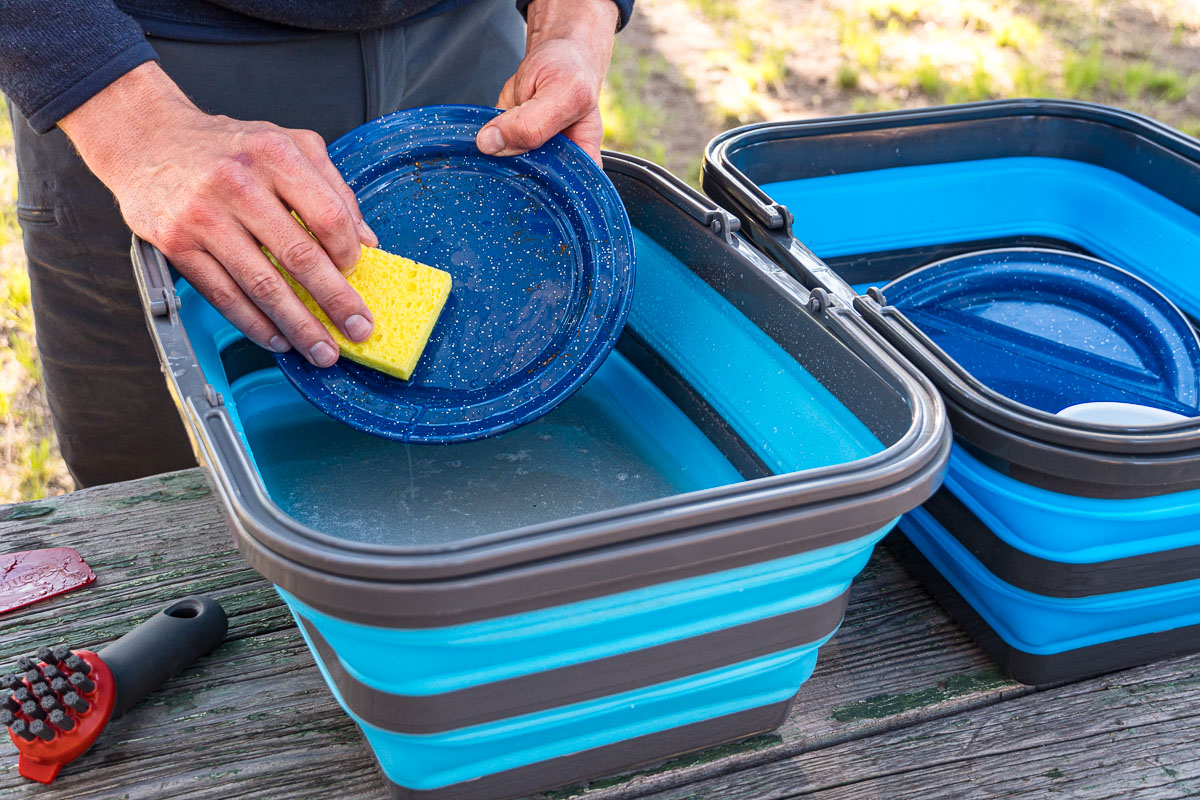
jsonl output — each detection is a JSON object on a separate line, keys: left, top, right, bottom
{"left": 60, "top": 62, "right": 378, "bottom": 367}
{"left": 475, "top": 0, "right": 619, "bottom": 164}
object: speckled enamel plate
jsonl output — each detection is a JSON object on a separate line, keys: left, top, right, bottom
{"left": 885, "top": 248, "right": 1200, "bottom": 417}
{"left": 273, "top": 105, "right": 635, "bottom": 443}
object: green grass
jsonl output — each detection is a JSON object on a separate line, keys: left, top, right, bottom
{"left": 1061, "top": 43, "right": 1190, "bottom": 103}
{"left": 600, "top": 43, "right": 669, "bottom": 165}
{"left": 1063, "top": 42, "right": 1104, "bottom": 98}
{"left": 992, "top": 15, "right": 1044, "bottom": 52}
{"left": 838, "top": 13, "right": 885, "bottom": 75}
{"left": 837, "top": 63, "right": 861, "bottom": 90}
{"left": 1114, "top": 62, "right": 1190, "bottom": 102}
{"left": 945, "top": 63, "right": 995, "bottom": 104}
{"left": 866, "top": 0, "right": 921, "bottom": 26}
{"left": 851, "top": 95, "right": 900, "bottom": 114}
{"left": 1013, "top": 61, "right": 1053, "bottom": 96}
{"left": 909, "top": 57, "right": 946, "bottom": 99}
{"left": 683, "top": 0, "right": 739, "bottom": 25}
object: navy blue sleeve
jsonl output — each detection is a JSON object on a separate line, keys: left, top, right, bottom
{"left": 0, "top": 2, "right": 158, "bottom": 133}
{"left": 515, "top": 0, "right": 634, "bottom": 31}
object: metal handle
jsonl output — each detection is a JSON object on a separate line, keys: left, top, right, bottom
{"left": 603, "top": 150, "right": 741, "bottom": 241}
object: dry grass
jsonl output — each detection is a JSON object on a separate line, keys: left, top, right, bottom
{"left": 3, "top": 0, "right": 1198, "bottom": 502}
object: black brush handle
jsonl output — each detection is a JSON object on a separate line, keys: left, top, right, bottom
{"left": 98, "top": 596, "right": 228, "bottom": 718}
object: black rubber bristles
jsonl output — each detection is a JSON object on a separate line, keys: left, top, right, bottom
{"left": 51, "top": 646, "right": 73, "bottom": 664}
{"left": 30, "top": 681, "right": 52, "bottom": 698}
{"left": 0, "top": 673, "right": 21, "bottom": 691}
{"left": 68, "top": 672, "right": 95, "bottom": 694}
{"left": 14, "top": 656, "right": 36, "bottom": 673}
{"left": 62, "top": 691, "right": 89, "bottom": 714}
{"left": 21, "top": 700, "right": 45, "bottom": 720}
{"left": 37, "top": 645, "right": 67, "bottom": 666}
{"left": 50, "top": 676, "right": 70, "bottom": 694}
{"left": 11, "top": 687, "right": 32, "bottom": 705}
{"left": 0, "top": 708, "right": 14, "bottom": 727}
{"left": 39, "top": 694, "right": 62, "bottom": 713}
{"left": 27, "top": 718, "right": 54, "bottom": 742}
{"left": 9, "top": 719, "right": 34, "bottom": 741}
{"left": 63, "top": 655, "right": 91, "bottom": 676}
{"left": 40, "top": 664, "right": 63, "bottom": 682}
{"left": 21, "top": 669, "right": 41, "bottom": 685}
{"left": 1, "top": 692, "right": 17, "bottom": 714}
{"left": 48, "top": 708, "right": 75, "bottom": 732}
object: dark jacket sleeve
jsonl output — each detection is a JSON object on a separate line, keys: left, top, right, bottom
{"left": 515, "top": 0, "right": 634, "bottom": 31}
{"left": 0, "top": 2, "right": 158, "bottom": 133}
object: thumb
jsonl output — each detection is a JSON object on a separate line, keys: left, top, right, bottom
{"left": 476, "top": 79, "right": 595, "bottom": 157}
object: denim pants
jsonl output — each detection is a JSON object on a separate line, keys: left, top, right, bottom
{"left": 10, "top": 0, "right": 524, "bottom": 487}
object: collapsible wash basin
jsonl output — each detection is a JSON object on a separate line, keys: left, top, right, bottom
{"left": 703, "top": 99, "right": 1200, "bottom": 683}
{"left": 132, "top": 150, "right": 948, "bottom": 799}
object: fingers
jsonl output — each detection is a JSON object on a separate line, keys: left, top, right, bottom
{"left": 249, "top": 132, "right": 362, "bottom": 273}
{"left": 173, "top": 249, "right": 288, "bottom": 353}
{"left": 496, "top": 76, "right": 518, "bottom": 111}
{"left": 476, "top": 75, "right": 597, "bottom": 157}
{"left": 206, "top": 225, "right": 345, "bottom": 368}
{"left": 240, "top": 198, "right": 375, "bottom": 345}
{"left": 288, "top": 128, "right": 378, "bottom": 248}
{"left": 560, "top": 107, "right": 604, "bottom": 165}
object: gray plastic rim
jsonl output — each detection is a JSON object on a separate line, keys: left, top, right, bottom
{"left": 298, "top": 588, "right": 847, "bottom": 734}
{"left": 702, "top": 98, "right": 1200, "bottom": 458}
{"left": 131, "top": 149, "right": 949, "bottom": 628}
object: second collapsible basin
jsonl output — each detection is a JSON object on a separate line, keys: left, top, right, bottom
{"left": 704, "top": 99, "right": 1200, "bottom": 684}
{"left": 134, "top": 151, "right": 948, "bottom": 798}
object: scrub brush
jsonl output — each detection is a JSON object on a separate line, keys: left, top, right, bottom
{"left": 268, "top": 242, "right": 453, "bottom": 381}
{"left": 3, "top": 596, "right": 227, "bottom": 783}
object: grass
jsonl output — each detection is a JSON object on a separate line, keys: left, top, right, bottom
{"left": 601, "top": 42, "right": 671, "bottom": 165}
{"left": 838, "top": 13, "right": 885, "bottom": 75}
{"left": 1063, "top": 41, "right": 1105, "bottom": 98}
{"left": 1062, "top": 41, "right": 1191, "bottom": 103}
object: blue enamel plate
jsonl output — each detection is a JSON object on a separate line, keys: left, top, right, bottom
{"left": 273, "top": 105, "right": 636, "bottom": 443}
{"left": 885, "top": 248, "right": 1200, "bottom": 417}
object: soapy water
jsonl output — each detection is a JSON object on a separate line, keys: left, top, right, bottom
{"left": 237, "top": 354, "right": 742, "bottom": 547}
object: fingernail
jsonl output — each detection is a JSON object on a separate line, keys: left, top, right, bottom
{"left": 345, "top": 313, "right": 372, "bottom": 342}
{"left": 269, "top": 335, "right": 290, "bottom": 353}
{"left": 310, "top": 341, "right": 338, "bottom": 367}
{"left": 358, "top": 218, "right": 379, "bottom": 247}
{"left": 478, "top": 126, "right": 504, "bottom": 155}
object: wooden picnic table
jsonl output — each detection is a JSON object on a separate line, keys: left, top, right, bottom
{"left": 0, "top": 468, "right": 1197, "bottom": 799}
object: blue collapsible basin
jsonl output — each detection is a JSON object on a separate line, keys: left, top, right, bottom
{"left": 703, "top": 100, "right": 1200, "bottom": 683}
{"left": 133, "top": 151, "right": 948, "bottom": 798}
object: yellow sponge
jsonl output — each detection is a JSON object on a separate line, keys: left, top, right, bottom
{"left": 269, "top": 244, "right": 452, "bottom": 380}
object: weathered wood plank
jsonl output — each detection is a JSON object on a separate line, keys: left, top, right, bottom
{"left": 0, "top": 471, "right": 387, "bottom": 799}
{"left": 618, "top": 652, "right": 1200, "bottom": 799}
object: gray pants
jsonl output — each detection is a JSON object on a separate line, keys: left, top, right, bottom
{"left": 11, "top": 0, "right": 525, "bottom": 487}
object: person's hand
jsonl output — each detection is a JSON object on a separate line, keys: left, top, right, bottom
{"left": 475, "top": 0, "right": 619, "bottom": 164}
{"left": 59, "top": 62, "right": 377, "bottom": 367}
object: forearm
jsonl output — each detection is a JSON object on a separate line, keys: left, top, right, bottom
{"left": 517, "top": 0, "right": 633, "bottom": 34}
{"left": 58, "top": 62, "right": 195, "bottom": 186}
{"left": 525, "top": 0, "right": 620, "bottom": 48}
{"left": 0, "top": 1, "right": 155, "bottom": 133}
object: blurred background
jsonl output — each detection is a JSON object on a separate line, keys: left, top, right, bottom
{"left": 2, "top": 0, "right": 1198, "bottom": 503}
